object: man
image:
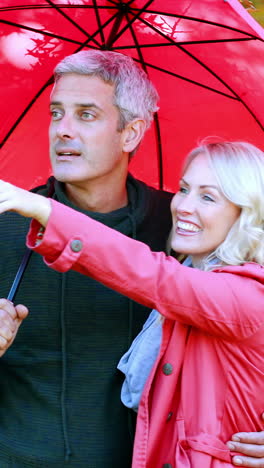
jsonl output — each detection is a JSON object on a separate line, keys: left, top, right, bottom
{"left": 0, "top": 50, "right": 263, "bottom": 467}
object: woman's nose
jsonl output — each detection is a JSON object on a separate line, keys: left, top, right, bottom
{"left": 172, "top": 192, "right": 196, "bottom": 215}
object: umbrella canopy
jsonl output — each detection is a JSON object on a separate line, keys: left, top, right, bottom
{"left": 1, "top": 0, "right": 264, "bottom": 192}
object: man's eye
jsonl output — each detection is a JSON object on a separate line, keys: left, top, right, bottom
{"left": 81, "top": 112, "right": 95, "bottom": 120}
{"left": 50, "top": 110, "right": 62, "bottom": 121}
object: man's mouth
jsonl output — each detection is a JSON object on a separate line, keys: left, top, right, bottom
{"left": 56, "top": 150, "right": 81, "bottom": 158}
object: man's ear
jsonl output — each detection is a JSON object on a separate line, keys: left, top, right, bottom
{"left": 122, "top": 119, "right": 146, "bottom": 154}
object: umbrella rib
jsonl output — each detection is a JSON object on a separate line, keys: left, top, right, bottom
{"left": 44, "top": 0, "right": 101, "bottom": 47}
{"left": 105, "top": 0, "right": 156, "bottom": 47}
{"left": 1, "top": 10, "right": 124, "bottom": 148}
{"left": 0, "top": 5, "right": 51, "bottom": 11}
{"left": 132, "top": 58, "right": 237, "bottom": 99}
{"left": 2, "top": 3, "right": 263, "bottom": 148}
{"left": 0, "top": 5, "right": 123, "bottom": 12}
{"left": 0, "top": 1, "right": 262, "bottom": 45}
{"left": 132, "top": 12, "right": 264, "bottom": 128}
{"left": 106, "top": 10, "right": 125, "bottom": 48}
{"left": 0, "top": 77, "right": 54, "bottom": 149}
{"left": 130, "top": 13, "right": 243, "bottom": 98}
{"left": 0, "top": 26, "right": 115, "bottom": 149}
{"left": 112, "top": 37, "right": 254, "bottom": 49}
{"left": 112, "top": 3, "right": 264, "bottom": 132}
{"left": 135, "top": 13, "right": 260, "bottom": 49}
{"left": 106, "top": 0, "right": 139, "bottom": 6}
{"left": 133, "top": 58, "right": 264, "bottom": 131}
{"left": 0, "top": 6, "right": 123, "bottom": 148}
{"left": 153, "top": 113, "right": 163, "bottom": 190}
{"left": 177, "top": 43, "right": 264, "bottom": 131}
{"left": 125, "top": 11, "right": 164, "bottom": 189}
{"left": 73, "top": 10, "right": 121, "bottom": 52}
{"left": 128, "top": 8, "right": 262, "bottom": 40}
{"left": 92, "top": 0, "right": 106, "bottom": 46}
{"left": 0, "top": 19, "right": 83, "bottom": 45}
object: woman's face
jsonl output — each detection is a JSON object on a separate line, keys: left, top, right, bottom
{"left": 170, "top": 152, "right": 240, "bottom": 267}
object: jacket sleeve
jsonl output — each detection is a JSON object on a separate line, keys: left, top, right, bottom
{"left": 27, "top": 199, "right": 264, "bottom": 341}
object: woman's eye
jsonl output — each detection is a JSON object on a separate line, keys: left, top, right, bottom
{"left": 202, "top": 194, "right": 215, "bottom": 202}
{"left": 179, "top": 187, "right": 188, "bottom": 194}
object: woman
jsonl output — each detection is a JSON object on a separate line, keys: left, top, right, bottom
{"left": 0, "top": 141, "right": 264, "bottom": 468}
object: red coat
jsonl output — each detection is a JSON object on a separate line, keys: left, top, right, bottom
{"left": 27, "top": 200, "right": 264, "bottom": 468}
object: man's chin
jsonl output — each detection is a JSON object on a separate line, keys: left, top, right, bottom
{"left": 52, "top": 169, "right": 82, "bottom": 184}
{"left": 52, "top": 172, "right": 92, "bottom": 186}
{"left": 52, "top": 173, "right": 71, "bottom": 183}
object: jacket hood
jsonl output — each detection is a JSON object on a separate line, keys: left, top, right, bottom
{"left": 214, "top": 262, "right": 264, "bottom": 284}
{"left": 32, "top": 174, "right": 158, "bottom": 238}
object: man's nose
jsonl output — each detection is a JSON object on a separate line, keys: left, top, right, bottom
{"left": 55, "top": 116, "right": 75, "bottom": 140}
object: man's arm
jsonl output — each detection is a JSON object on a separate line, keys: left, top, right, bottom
{"left": 227, "top": 416, "right": 264, "bottom": 467}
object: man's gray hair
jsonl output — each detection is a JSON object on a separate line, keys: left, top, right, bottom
{"left": 54, "top": 49, "right": 159, "bottom": 132}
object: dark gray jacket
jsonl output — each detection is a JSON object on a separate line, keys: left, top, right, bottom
{"left": 0, "top": 174, "right": 173, "bottom": 467}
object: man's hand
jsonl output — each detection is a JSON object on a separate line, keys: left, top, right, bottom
{"left": 0, "top": 299, "right": 28, "bottom": 357}
{"left": 227, "top": 419, "right": 264, "bottom": 467}
{"left": 0, "top": 180, "right": 51, "bottom": 226}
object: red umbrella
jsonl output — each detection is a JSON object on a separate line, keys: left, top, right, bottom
{"left": 0, "top": 0, "right": 264, "bottom": 192}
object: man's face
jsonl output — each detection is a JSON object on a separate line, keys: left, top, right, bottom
{"left": 49, "top": 74, "right": 127, "bottom": 187}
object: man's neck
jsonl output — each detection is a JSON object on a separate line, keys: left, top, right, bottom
{"left": 64, "top": 175, "right": 129, "bottom": 213}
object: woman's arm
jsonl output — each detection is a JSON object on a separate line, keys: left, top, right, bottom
{"left": 0, "top": 180, "right": 263, "bottom": 341}
{"left": 27, "top": 199, "right": 264, "bottom": 342}
{"left": 0, "top": 180, "right": 51, "bottom": 225}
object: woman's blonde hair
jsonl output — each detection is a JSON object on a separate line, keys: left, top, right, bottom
{"left": 181, "top": 141, "right": 264, "bottom": 270}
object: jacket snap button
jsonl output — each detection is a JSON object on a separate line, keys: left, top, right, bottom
{"left": 162, "top": 363, "right": 173, "bottom": 375}
{"left": 181, "top": 440, "right": 189, "bottom": 449}
{"left": 166, "top": 411, "right": 173, "bottom": 421}
{"left": 70, "top": 239, "right": 83, "bottom": 253}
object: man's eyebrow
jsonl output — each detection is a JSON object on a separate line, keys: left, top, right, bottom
{"left": 180, "top": 178, "right": 220, "bottom": 190}
{"left": 50, "top": 101, "right": 62, "bottom": 107}
{"left": 77, "top": 103, "right": 102, "bottom": 111}
{"left": 50, "top": 101, "right": 102, "bottom": 111}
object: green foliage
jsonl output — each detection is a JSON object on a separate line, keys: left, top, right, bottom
{"left": 241, "top": 0, "right": 264, "bottom": 26}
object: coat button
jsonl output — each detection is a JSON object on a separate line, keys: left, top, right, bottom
{"left": 162, "top": 363, "right": 173, "bottom": 375}
{"left": 70, "top": 239, "right": 83, "bottom": 252}
{"left": 166, "top": 411, "right": 173, "bottom": 421}
{"left": 181, "top": 440, "right": 189, "bottom": 449}
{"left": 162, "top": 464, "right": 173, "bottom": 468}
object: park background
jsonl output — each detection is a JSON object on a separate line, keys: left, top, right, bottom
{"left": 245, "top": 0, "right": 264, "bottom": 25}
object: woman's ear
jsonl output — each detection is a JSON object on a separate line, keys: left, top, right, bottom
{"left": 122, "top": 119, "right": 146, "bottom": 154}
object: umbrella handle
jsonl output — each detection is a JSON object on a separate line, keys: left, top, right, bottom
{"left": 7, "top": 249, "right": 32, "bottom": 302}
